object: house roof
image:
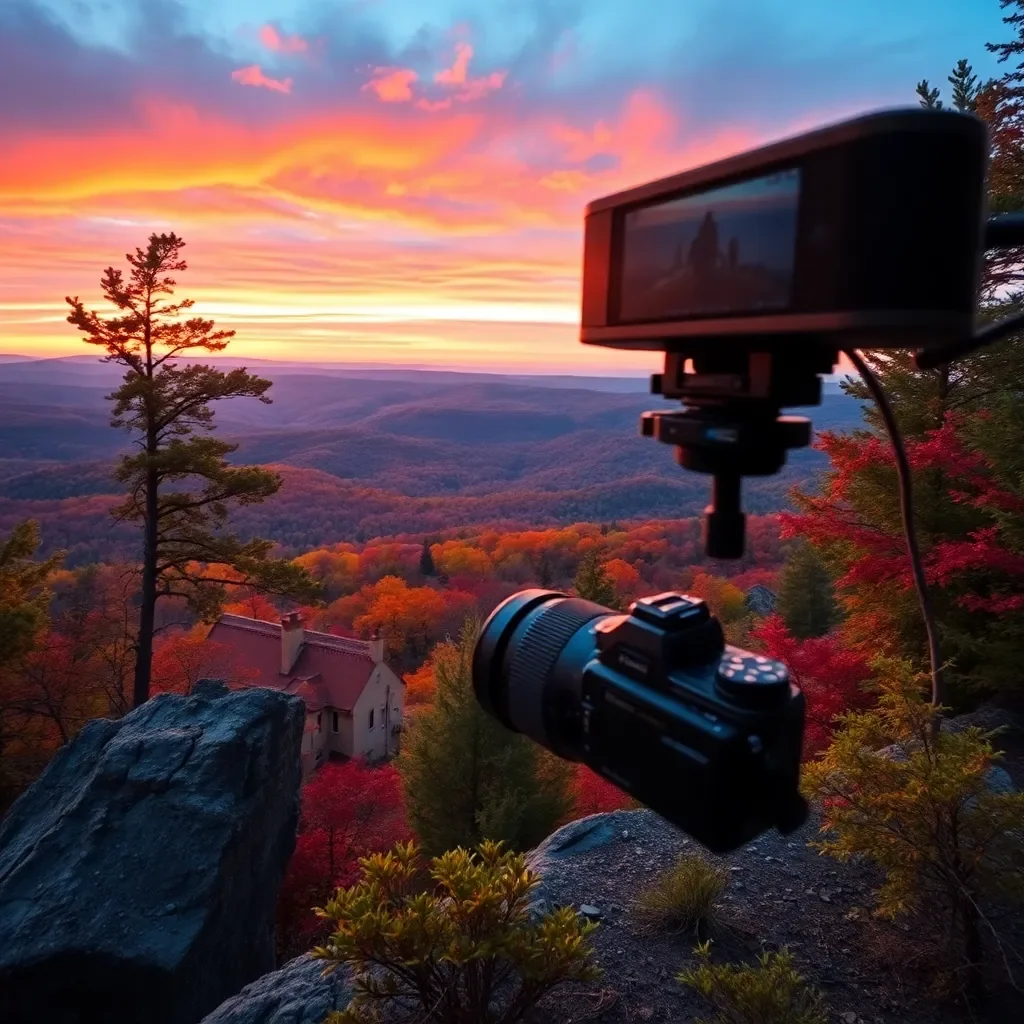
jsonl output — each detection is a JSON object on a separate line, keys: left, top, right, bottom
{"left": 208, "top": 614, "right": 376, "bottom": 712}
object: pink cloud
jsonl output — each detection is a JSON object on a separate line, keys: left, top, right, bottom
{"left": 231, "top": 64, "right": 292, "bottom": 94}
{"left": 430, "top": 44, "right": 506, "bottom": 104}
{"left": 259, "top": 25, "right": 308, "bottom": 55}
{"left": 362, "top": 67, "right": 418, "bottom": 103}
{"left": 457, "top": 71, "right": 507, "bottom": 102}
{"left": 435, "top": 42, "right": 473, "bottom": 85}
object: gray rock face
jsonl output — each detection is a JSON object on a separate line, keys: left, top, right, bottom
{"left": 200, "top": 955, "right": 352, "bottom": 1024}
{"left": 744, "top": 585, "right": 778, "bottom": 615}
{"left": 0, "top": 679, "right": 305, "bottom": 1024}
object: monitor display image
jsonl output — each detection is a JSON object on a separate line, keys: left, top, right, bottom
{"left": 616, "top": 168, "right": 802, "bottom": 323}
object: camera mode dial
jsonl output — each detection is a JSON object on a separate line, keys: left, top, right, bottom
{"left": 715, "top": 652, "right": 790, "bottom": 707}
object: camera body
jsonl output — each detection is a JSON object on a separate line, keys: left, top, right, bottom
{"left": 473, "top": 589, "right": 808, "bottom": 853}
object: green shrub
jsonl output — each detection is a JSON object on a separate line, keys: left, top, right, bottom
{"left": 803, "top": 661, "right": 1024, "bottom": 995}
{"left": 633, "top": 852, "right": 728, "bottom": 934}
{"left": 313, "top": 839, "right": 600, "bottom": 1024}
{"left": 678, "top": 940, "right": 828, "bottom": 1024}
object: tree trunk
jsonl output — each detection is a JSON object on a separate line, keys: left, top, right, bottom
{"left": 132, "top": 459, "right": 159, "bottom": 708}
{"left": 957, "top": 890, "right": 985, "bottom": 1003}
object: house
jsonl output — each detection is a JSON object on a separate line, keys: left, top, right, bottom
{"left": 207, "top": 611, "right": 405, "bottom": 777}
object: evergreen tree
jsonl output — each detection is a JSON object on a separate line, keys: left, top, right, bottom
{"left": 66, "top": 233, "right": 320, "bottom": 707}
{"left": 573, "top": 550, "right": 618, "bottom": 608}
{"left": 536, "top": 552, "right": 553, "bottom": 588}
{"left": 418, "top": 539, "right": 435, "bottom": 577}
{"left": 776, "top": 540, "right": 840, "bottom": 639}
{"left": 787, "top": 26, "right": 1024, "bottom": 705}
{"left": 398, "top": 619, "right": 573, "bottom": 856}
{"left": 0, "top": 521, "right": 63, "bottom": 812}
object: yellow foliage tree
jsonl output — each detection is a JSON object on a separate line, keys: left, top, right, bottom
{"left": 803, "top": 659, "right": 1024, "bottom": 995}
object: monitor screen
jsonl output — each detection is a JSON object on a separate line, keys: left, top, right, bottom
{"left": 616, "top": 168, "right": 802, "bottom": 323}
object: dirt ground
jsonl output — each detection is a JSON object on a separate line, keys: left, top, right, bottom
{"left": 521, "top": 803, "right": 1024, "bottom": 1024}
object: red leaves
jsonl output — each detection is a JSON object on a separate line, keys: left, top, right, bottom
{"left": 785, "top": 413, "right": 1024, "bottom": 617}
{"left": 276, "top": 759, "right": 411, "bottom": 959}
{"left": 751, "top": 616, "right": 872, "bottom": 758}
{"left": 569, "top": 765, "right": 634, "bottom": 818}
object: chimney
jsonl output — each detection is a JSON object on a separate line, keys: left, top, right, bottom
{"left": 367, "top": 631, "right": 385, "bottom": 664}
{"left": 281, "top": 611, "right": 304, "bottom": 675}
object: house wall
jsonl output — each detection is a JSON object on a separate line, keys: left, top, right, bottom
{"left": 351, "top": 664, "right": 405, "bottom": 762}
{"left": 300, "top": 712, "right": 330, "bottom": 777}
{"left": 327, "top": 707, "right": 354, "bottom": 757}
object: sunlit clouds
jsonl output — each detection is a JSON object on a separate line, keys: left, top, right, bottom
{"left": 0, "top": 0, "right": 1005, "bottom": 371}
{"left": 231, "top": 64, "right": 293, "bottom": 93}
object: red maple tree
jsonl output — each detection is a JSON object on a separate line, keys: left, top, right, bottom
{"left": 275, "top": 759, "right": 410, "bottom": 959}
{"left": 751, "top": 615, "right": 873, "bottom": 758}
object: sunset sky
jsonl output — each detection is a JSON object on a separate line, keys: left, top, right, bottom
{"left": 0, "top": 0, "right": 1007, "bottom": 373}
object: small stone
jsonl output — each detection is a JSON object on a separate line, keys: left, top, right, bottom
{"left": 164, "top": 903, "right": 177, "bottom": 914}
{"left": 819, "top": 889, "right": 831, "bottom": 903}
{"left": 730, "top": 866, "right": 743, "bottom": 872}
{"left": 842, "top": 1013, "right": 857, "bottom": 1024}
{"left": 580, "top": 904, "right": 602, "bottom": 919}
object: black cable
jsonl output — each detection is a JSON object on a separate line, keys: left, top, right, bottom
{"left": 841, "top": 349, "right": 944, "bottom": 715}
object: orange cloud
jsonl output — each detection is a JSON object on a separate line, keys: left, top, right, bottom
{"left": 259, "top": 25, "right": 308, "bottom": 54}
{"left": 362, "top": 67, "right": 418, "bottom": 103}
{"left": 231, "top": 64, "right": 292, "bottom": 94}
{"left": 435, "top": 42, "right": 473, "bottom": 85}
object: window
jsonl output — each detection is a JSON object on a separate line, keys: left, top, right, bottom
{"left": 316, "top": 713, "right": 322, "bottom": 733}
{"left": 332, "top": 711, "right": 339, "bottom": 733}
{"left": 368, "top": 708, "right": 374, "bottom": 729}
{"left": 380, "top": 705, "right": 386, "bottom": 727}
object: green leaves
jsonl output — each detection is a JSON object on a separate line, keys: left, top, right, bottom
{"left": 398, "top": 620, "right": 573, "bottom": 858}
{"left": 0, "top": 521, "right": 63, "bottom": 670}
{"left": 313, "top": 840, "right": 599, "bottom": 1024}
{"left": 679, "top": 941, "right": 828, "bottom": 1024}
{"left": 804, "top": 665, "right": 1024, "bottom": 978}
{"left": 572, "top": 549, "right": 618, "bottom": 608}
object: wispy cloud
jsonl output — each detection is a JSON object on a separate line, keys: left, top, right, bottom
{"left": 231, "top": 64, "right": 293, "bottom": 93}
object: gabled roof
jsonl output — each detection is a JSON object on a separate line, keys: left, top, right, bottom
{"left": 208, "top": 614, "right": 376, "bottom": 712}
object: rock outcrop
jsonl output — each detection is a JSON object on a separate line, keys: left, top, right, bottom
{"left": 0, "top": 679, "right": 305, "bottom": 1024}
{"left": 199, "top": 954, "right": 352, "bottom": 1024}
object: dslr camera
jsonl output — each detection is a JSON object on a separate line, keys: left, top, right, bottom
{"left": 474, "top": 107, "right": 1017, "bottom": 852}
{"left": 474, "top": 589, "right": 806, "bottom": 853}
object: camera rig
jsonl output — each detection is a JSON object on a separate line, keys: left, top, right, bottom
{"left": 579, "top": 107, "right": 1024, "bottom": 558}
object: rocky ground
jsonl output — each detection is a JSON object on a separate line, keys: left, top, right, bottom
{"left": 198, "top": 706, "right": 1024, "bottom": 1024}
{"left": 523, "top": 805, "right": 1024, "bottom": 1024}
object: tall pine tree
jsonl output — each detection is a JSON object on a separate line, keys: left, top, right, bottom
{"left": 776, "top": 540, "right": 840, "bottom": 639}
{"left": 573, "top": 550, "right": 619, "bottom": 608}
{"left": 398, "top": 619, "right": 573, "bottom": 856}
{"left": 419, "top": 539, "right": 436, "bottom": 577}
{"left": 67, "top": 233, "right": 319, "bottom": 707}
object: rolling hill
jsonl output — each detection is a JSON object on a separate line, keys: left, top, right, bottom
{"left": 0, "top": 357, "right": 865, "bottom": 562}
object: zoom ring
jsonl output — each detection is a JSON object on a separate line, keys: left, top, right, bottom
{"left": 505, "top": 597, "right": 606, "bottom": 739}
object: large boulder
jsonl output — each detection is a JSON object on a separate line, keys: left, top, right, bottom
{"left": 199, "top": 954, "right": 351, "bottom": 1024}
{"left": 0, "top": 679, "right": 305, "bottom": 1024}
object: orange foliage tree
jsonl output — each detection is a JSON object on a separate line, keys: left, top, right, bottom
{"left": 150, "top": 624, "right": 258, "bottom": 696}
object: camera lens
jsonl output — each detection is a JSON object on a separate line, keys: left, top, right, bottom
{"left": 473, "top": 589, "right": 615, "bottom": 757}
